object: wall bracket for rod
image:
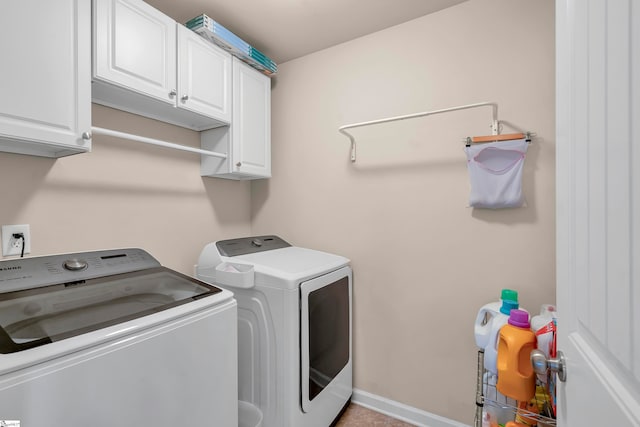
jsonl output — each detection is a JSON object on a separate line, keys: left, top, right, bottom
{"left": 338, "top": 101, "right": 499, "bottom": 162}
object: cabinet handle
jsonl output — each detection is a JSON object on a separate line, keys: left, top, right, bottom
{"left": 169, "top": 90, "right": 177, "bottom": 99}
{"left": 181, "top": 95, "right": 189, "bottom": 102}
{"left": 236, "top": 162, "right": 242, "bottom": 167}
{"left": 81, "top": 131, "right": 92, "bottom": 140}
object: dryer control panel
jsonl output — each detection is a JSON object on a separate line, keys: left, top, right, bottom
{"left": 216, "top": 235, "right": 291, "bottom": 257}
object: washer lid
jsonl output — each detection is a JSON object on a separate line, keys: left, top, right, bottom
{"left": 0, "top": 267, "right": 224, "bottom": 354}
{"left": 225, "top": 246, "right": 349, "bottom": 286}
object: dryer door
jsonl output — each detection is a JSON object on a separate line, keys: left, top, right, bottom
{"left": 300, "top": 266, "right": 352, "bottom": 413}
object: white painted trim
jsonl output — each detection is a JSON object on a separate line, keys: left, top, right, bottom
{"left": 351, "top": 388, "right": 471, "bottom": 427}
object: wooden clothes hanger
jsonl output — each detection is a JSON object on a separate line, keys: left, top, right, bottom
{"left": 470, "top": 132, "right": 526, "bottom": 143}
{"left": 466, "top": 132, "right": 533, "bottom": 146}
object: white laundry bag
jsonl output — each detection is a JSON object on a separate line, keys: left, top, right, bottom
{"left": 464, "top": 138, "right": 528, "bottom": 209}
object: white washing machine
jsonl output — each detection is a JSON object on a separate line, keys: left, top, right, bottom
{"left": 197, "top": 236, "right": 352, "bottom": 427}
{"left": 0, "top": 248, "right": 237, "bottom": 427}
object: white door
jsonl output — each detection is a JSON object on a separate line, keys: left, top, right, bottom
{"left": 556, "top": 1, "right": 640, "bottom": 425}
{"left": 232, "top": 58, "right": 271, "bottom": 178}
{"left": 93, "top": 0, "right": 176, "bottom": 104}
{"left": 177, "top": 25, "right": 232, "bottom": 123}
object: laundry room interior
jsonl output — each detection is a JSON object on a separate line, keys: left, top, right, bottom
{"left": 0, "top": 0, "right": 558, "bottom": 426}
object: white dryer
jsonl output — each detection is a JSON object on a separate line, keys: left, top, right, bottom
{"left": 197, "top": 236, "right": 352, "bottom": 427}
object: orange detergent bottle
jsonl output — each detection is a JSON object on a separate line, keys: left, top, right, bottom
{"left": 496, "top": 309, "right": 536, "bottom": 402}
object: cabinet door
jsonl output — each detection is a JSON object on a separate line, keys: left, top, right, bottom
{"left": 93, "top": 0, "right": 176, "bottom": 105}
{"left": 232, "top": 59, "right": 271, "bottom": 178}
{"left": 0, "top": 0, "right": 91, "bottom": 157}
{"left": 177, "top": 25, "right": 232, "bottom": 123}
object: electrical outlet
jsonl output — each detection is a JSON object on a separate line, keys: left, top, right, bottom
{"left": 2, "top": 224, "right": 31, "bottom": 257}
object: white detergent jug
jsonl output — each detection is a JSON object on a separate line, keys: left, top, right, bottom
{"left": 474, "top": 289, "right": 518, "bottom": 349}
{"left": 531, "top": 304, "right": 557, "bottom": 384}
{"left": 483, "top": 299, "right": 520, "bottom": 374}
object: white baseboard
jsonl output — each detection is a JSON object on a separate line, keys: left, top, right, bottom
{"left": 351, "top": 388, "right": 472, "bottom": 427}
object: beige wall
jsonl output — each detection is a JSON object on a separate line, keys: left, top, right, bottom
{"left": 0, "top": 0, "right": 554, "bottom": 424}
{"left": 0, "top": 104, "right": 251, "bottom": 274}
{"left": 251, "top": 0, "right": 555, "bottom": 424}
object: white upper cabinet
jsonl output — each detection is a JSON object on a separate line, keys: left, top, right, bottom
{"left": 201, "top": 58, "right": 271, "bottom": 180}
{"left": 92, "top": 0, "right": 231, "bottom": 130}
{"left": 93, "top": 0, "right": 176, "bottom": 104}
{"left": 0, "top": 0, "right": 91, "bottom": 158}
{"left": 231, "top": 58, "right": 271, "bottom": 178}
{"left": 177, "top": 25, "right": 232, "bottom": 124}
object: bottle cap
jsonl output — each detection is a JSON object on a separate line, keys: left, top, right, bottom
{"left": 501, "top": 289, "right": 518, "bottom": 302}
{"left": 508, "top": 309, "right": 530, "bottom": 328}
{"left": 500, "top": 299, "right": 519, "bottom": 315}
{"left": 540, "top": 304, "right": 556, "bottom": 315}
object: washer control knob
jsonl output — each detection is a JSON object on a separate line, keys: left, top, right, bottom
{"left": 63, "top": 259, "right": 88, "bottom": 271}
{"left": 251, "top": 238, "right": 263, "bottom": 247}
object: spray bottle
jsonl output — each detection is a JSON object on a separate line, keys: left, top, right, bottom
{"left": 530, "top": 304, "right": 557, "bottom": 384}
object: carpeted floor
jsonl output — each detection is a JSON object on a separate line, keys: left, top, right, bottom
{"left": 335, "top": 403, "right": 416, "bottom": 426}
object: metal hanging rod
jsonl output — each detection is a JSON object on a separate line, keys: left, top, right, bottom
{"left": 338, "top": 101, "right": 499, "bottom": 162}
{"left": 90, "top": 126, "right": 228, "bottom": 159}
